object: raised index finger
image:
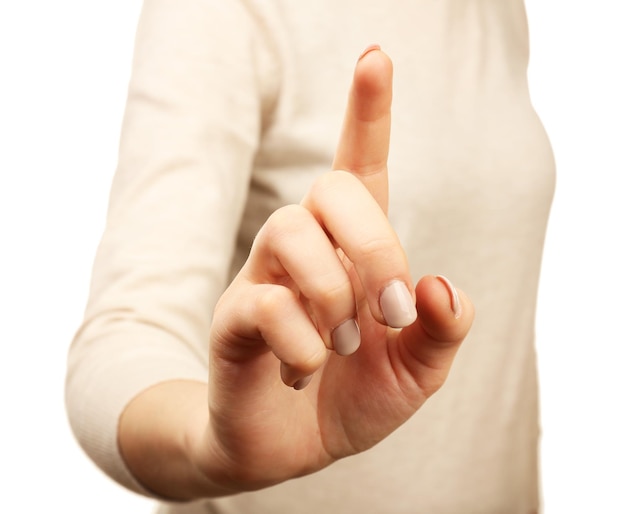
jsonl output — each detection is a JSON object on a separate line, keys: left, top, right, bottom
{"left": 333, "top": 45, "right": 393, "bottom": 213}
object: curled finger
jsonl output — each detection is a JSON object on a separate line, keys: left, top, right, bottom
{"left": 248, "top": 204, "right": 362, "bottom": 356}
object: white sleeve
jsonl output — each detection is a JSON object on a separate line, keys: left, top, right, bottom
{"left": 65, "top": 0, "right": 280, "bottom": 495}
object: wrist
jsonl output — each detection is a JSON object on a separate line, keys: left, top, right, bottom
{"left": 118, "top": 380, "right": 233, "bottom": 500}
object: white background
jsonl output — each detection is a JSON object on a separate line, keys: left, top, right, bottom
{"left": 1, "top": 1, "right": 624, "bottom": 512}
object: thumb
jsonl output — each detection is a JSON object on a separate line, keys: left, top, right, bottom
{"left": 333, "top": 45, "right": 393, "bottom": 213}
{"left": 396, "top": 275, "right": 474, "bottom": 397}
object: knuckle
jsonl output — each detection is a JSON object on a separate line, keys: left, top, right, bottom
{"left": 259, "top": 204, "right": 311, "bottom": 244}
{"left": 357, "top": 234, "right": 399, "bottom": 262}
{"left": 298, "top": 347, "right": 327, "bottom": 374}
{"left": 314, "top": 272, "right": 353, "bottom": 311}
{"left": 283, "top": 345, "right": 327, "bottom": 378}
{"left": 309, "top": 170, "right": 338, "bottom": 196}
{"left": 308, "top": 170, "right": 360, "bottom": 204}
{"left": 255, "top": 286, "right": 295, "bottom": 325}
{"left": 268, "top": 203, "right": 307, "bottom": 225}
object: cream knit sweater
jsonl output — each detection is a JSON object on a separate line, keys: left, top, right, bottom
{"left": 66, "top": 1, "right": 555, "bottom": 512}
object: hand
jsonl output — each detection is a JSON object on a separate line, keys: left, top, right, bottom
{"left": 197, "top": 47, "right": 475, "bottom": 493}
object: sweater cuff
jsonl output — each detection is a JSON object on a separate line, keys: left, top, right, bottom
{"left": 65, "top": 321, "right": 208, "bottom": 497}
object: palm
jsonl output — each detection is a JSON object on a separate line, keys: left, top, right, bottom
{"left": 209, "top": 297, "right": 437, "bottom": 490}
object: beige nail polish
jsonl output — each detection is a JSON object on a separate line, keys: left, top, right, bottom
{"left": 332, "top": 319, "right": 361, "bottom": 356}
{"left": 380, "top": 280, "right": 417, "bottom": 328}
{"left": 436, "top": 275, "right": 462, "bottom": 319}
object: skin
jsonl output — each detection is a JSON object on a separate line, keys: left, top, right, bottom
{"left": 118, "top": 48, "right": 475, "bottom": 500}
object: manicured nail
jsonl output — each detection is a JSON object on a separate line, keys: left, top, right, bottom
{"left": 332, "top": 319, "right": 361, "bottom": 356}
{"left": 358, "top": 43, "right": 381, "bottom": 61}
{"left": 293, "top": 375, "right": 313, "bottom": 391}
{"left": 436, "top": 275, "right": 462, "bottom": 319}
{"left": 380, "top": 280, "right": 417, "bottom": 328}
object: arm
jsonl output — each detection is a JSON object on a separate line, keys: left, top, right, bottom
{"left": 66, "top": 0, "right": 274, "bottom": 495}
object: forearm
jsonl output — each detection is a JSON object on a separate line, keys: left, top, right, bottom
{"left": 118, "top": 380, "right": 232, "bottom": 500}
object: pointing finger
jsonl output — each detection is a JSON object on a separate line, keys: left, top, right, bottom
{"left": 333, "top": 45, "right": 393, "bottom": 213}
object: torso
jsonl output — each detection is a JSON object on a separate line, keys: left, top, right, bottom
{"left": 171, "top": 1, "right": 554, "bottom": 512}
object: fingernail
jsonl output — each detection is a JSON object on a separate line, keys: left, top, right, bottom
{"left": 358, "top": 43, "right": 381, "bottom": 61}
{"left": 436, "top": 275, "right": 462, "bottom": 319}
{"left": 380, "top": 280, "right": 417, "bottom": 328}
{"left": 332, "top": 319, "right": 361, "bottom": 356}
{"left": 293, "top": 375, "right": 313, "bottom": 391}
